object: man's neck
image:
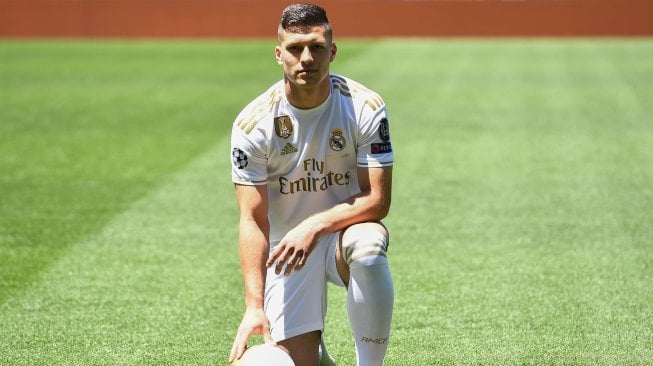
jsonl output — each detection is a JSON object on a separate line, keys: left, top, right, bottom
{"left": 285, "top": 77, "right": 331, "bottom": 109}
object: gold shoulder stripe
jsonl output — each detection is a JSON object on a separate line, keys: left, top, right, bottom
{"left": 331, "top": 76, "right": 384, "bottom": 111}
{"left": 351, "top": 80, "right": 384, "bottom": 109}
{"left": 267, "top": 88, "right": 281, "bottom": 110}
{"left": 365, "top": 97, "right": 382, "bottom": 111}
{"left": 236, "top": 85, "right": 282, "bottom": 134}
{"left": 240, "top": 116, "right": 261, "bottom": 134}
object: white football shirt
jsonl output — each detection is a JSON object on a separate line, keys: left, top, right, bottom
{"left": 231, "top": 74, "right": 393, "bottom": 243}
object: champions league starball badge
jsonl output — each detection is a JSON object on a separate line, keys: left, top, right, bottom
{"left": 232, "top": 148, "right": 248, "bottom": 169}
{"left": 329, "top": 128, "right": 346, "bottom": 151}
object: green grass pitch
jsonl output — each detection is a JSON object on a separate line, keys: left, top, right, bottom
{"left": 1, "top": 39, "right": 652, "bottom": 365}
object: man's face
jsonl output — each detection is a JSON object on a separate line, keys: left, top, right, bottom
{"left": 275, "top": 25, "right": 337, "bottom": 88}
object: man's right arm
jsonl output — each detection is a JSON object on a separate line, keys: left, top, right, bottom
{"left": 236, "top": 183, "right": 269, "bottom": 310}
{"left": 229, "top": 183, "right": 273, "bottom": 363}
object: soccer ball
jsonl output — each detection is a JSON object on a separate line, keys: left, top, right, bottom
{"left": 232, "top": 343, "right": 295, "bottom": 366}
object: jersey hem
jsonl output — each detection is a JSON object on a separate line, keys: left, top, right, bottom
{"left": 357, "top": 162, "right": 394, "bottom": 167}
{"left": 232, "top": 179, "right": 267, "bottom": 186}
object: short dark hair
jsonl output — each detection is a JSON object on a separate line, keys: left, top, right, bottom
{"left": 279, "top": 4, "right": 332, "bottom": 40}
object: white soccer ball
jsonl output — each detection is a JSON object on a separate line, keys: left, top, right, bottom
{"left": 232, "top": 343, "right": 295, "bottom": 366}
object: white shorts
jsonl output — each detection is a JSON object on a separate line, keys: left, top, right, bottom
{"left": 265, "top": 231, "right": 346, "bottom": 342}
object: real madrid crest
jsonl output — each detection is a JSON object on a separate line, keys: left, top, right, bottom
{"left": 329, "top": 128, "right": 346, "bottom": 151}
{"left": 274, "top": 115, "right": 293, "bottom": 139}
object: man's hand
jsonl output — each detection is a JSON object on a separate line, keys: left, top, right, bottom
{"left": 229, "top": 307, "right": 274, "bottom": 363}
{"left": 267, "top": 220, "right": 321, "bottom": 276}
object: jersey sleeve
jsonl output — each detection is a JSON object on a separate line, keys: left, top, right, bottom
{"left": 231, "top": 122, "right": 268, "bottom": 185}
{"left": 356, "top": 104, "right": 394, "bottom": 168}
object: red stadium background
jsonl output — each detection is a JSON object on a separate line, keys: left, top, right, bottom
{"left": 0, "top": 0, "right": 652, "bottom": 38}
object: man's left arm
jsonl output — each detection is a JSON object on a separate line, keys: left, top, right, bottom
{"left": 267, "top": 165, "right": 392, "bottom": 275}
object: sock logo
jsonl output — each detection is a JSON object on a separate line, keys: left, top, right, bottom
{"left": 361, "top": 337, "right": 388, "bottom": 345}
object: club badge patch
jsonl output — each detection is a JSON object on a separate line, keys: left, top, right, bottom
{"left": 232, "top": 148, "right": 248, "bottom": 169}
{"left": 378, "top": 118, "right": 390, "bottom": 142}
{"left": 329, "top": 128, "right": 346, "bottom": 151}
{"left": 274, "top": 115, "right": 293, "bottom": 139}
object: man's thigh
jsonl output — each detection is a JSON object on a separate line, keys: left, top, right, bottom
{"left": 265, "top": 233, "right": 338, "bottom": 341}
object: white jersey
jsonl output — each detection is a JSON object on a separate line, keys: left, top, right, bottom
{"left": 231, "top": 74, "right": 393, "bottom": 243}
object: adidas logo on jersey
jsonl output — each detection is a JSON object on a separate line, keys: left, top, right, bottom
{"left": 281, "top": 142, "right": 298, "bottom": 156}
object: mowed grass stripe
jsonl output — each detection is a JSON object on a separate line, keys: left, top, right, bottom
{"left": 332, "top": 40, "right": 652, "bottom": 365}
{"left": 0, "top": 143, "right": 240, "bottom": 365}
{"left": 0, "top": 40, "right": 277, "bottom": 304}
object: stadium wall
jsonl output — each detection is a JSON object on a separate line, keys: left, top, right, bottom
{"left": 0, "top": 0, "right": 652, "bottom": 38}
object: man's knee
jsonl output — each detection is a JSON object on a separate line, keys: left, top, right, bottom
{"left": 340, "top": 222, "right": 389, "bottom": 269}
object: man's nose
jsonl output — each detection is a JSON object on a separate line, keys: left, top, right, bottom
{"left": 300, "top": 47, "right": 313, "bottom": 63}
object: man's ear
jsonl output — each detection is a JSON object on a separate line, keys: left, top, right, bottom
{"left": 275, "top": 46, "right": 283, "bottom": 65}
{"left": 330, "top": 43, "right": 337, "bottom": 62}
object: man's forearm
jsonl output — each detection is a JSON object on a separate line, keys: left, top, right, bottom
{"left": 306, "top": 190, "right": 389, "bottom": 238}
{"left": 305, "top": 166, "right": 392, "bottom": 238}
{"left": 238, "top": 217, "right": 269, "bottom": 309}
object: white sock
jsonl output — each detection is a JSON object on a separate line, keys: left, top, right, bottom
{"left": 319, "top": 337, "right": 336, "bottom": 366}
{"left": 344, "top": 231, "right": 394, "bottom": 366}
